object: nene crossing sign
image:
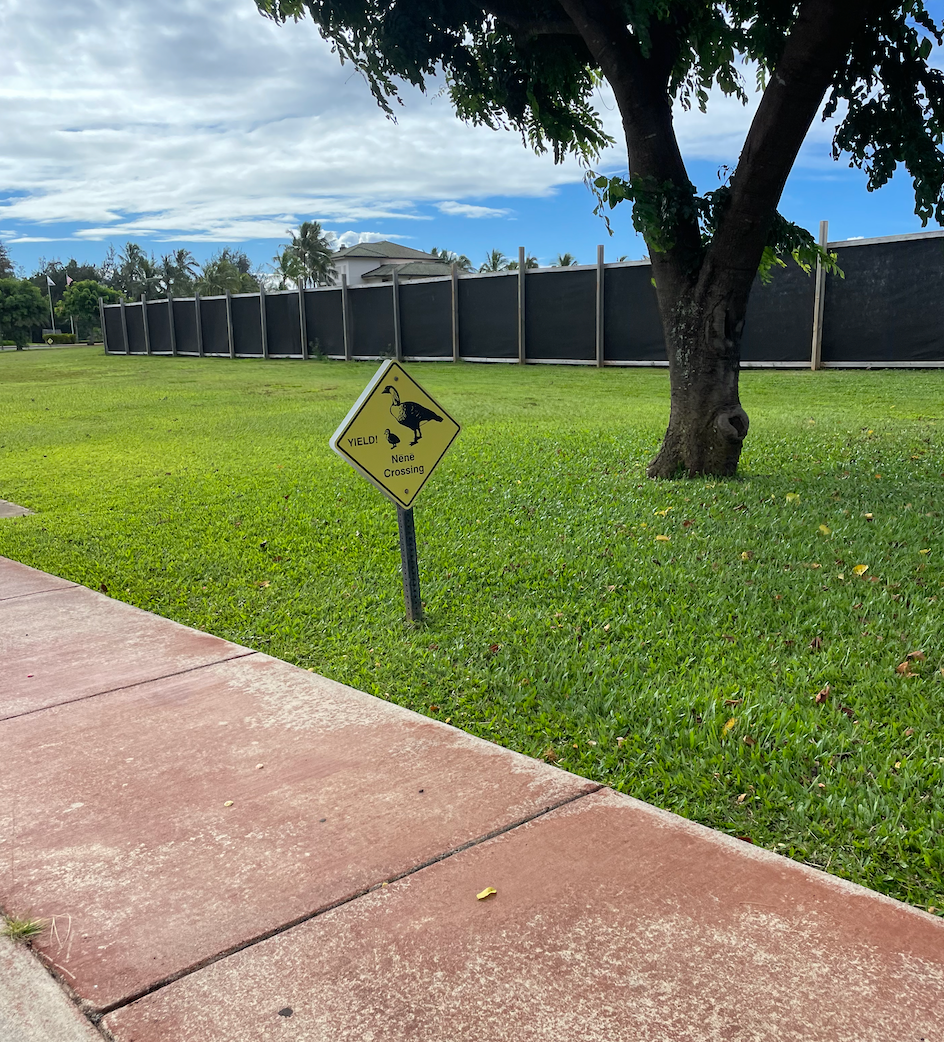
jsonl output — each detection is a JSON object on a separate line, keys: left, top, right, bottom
{"left": 330, "top": 361, "right": 460, "bottom": 509}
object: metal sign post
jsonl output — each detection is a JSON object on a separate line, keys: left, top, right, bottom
{"left": 330, "top": 360, "right": 460, "bottom": 623}
{"left": 397, "top": 506, "right": 423, "bottom": 623}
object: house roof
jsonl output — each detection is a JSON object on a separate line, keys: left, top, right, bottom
{"left": 361, "top": 261, "right": 454, "bottom": 280}
{"left": 333, "top": 240, "right": 436, "bottom": 262}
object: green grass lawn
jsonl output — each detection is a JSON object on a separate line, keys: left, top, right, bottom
{"left": 2, "top": 347, "right": 943, "bottom": 911}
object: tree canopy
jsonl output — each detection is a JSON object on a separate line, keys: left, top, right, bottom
{"left": 56, "top": 280, "right": 120, "bottom": 340}
{"left": 0, "top": 279, "right": 46, "bottom": 348}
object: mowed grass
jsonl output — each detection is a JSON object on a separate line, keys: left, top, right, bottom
{"left": 1, "top": 347, "right": 943, "bottom": 911}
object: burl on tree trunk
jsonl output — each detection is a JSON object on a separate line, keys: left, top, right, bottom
{"left": 647, "top": 284, "right": 751, "bottom": 479}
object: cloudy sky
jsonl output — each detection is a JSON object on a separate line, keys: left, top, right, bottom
{"left": 0, "top": 0, "right": 937, "bottom": 276}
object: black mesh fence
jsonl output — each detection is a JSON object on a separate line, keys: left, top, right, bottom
{"left": 306, "top": 288, "right": 344, "bottom": 357}
{"left": 603, "top": 264, "right": 664, "bottom": 362}
{"left": 526, "top": 269, "right": 596, "bottom": 361}
{"left": 458, "top": 273, "right": 518, "bottom": 359}
{"left": 103, "top": 232, "right": 944, "bottom": 366}
{"left": 173, "top": 299, "right": 200, "bottom": 355}
{"left": 349, "top": 284, "right": 395, "bottom": 358}
{"left": 199, "top": 296, "right": 229, "bottom": 355}
{"left": 265, "top": 292, "right": 303, "bottom": 357}
{"left": 146, "top": 300, "right": 172, "bottom": 354}
{"left": 400, "top": 279, "right": 452, "bottom": 358}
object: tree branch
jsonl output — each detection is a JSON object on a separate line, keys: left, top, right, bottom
{"left": 704, "top": 0, "right": 873, "bottom": 287}
{"left": 480, "top": 1, "right": 580, "bottom": 37}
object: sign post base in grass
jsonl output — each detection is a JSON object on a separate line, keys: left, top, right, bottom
{"left": 397, "top": 506, "right": 423, "bottom": 624}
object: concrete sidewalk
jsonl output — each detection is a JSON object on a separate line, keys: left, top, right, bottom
{"left": 1, "top": 554, "right": 942, "bottom": 1041}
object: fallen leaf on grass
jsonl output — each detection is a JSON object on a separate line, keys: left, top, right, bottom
{"left": 722, "top": 717, "right": 737, "bottom": 738}
{"left": 541, "top": 747, "right": 558, "bottom": 763}
{"left": 896, "top": 662, "right": 918, "bottom": 677}
{"left": 742, "top": 735, "right": 756, "bottom": 747}
{"left": 920, "top": 548, "right": 931, "bottom": 555}
{"left": 818, "top": 524, "right": 831, "bottom": 535}
{"left": 809, "top": 636, "right": 823, "bottom": 651}
{"left": 736, "top": 793, "right": 748, "bottom": 804}
{"left": 736, "top": 835, "right": 755, "bottom": 844}
{"left": 740, "top": 551, "right": 753, "bottom": 561}
{"left": 723, "top": 698, "right": 742, "bottom": 706}
{"left": 256, "top": 580, "right": 270, "bottom": 588}
{"left": 786, "top": 492, "right": 800, "bottom": 502}
{"left": 814, "top": 684, "right": 830, "bottom": 704}
{"left": 853, "top": 564, "right": 869, "bottom": 576}
{"left": 907, "top": 650, "right": 926, "bottom": 661}
{"left": 655, "top": 534, "right": 671, "bottom": 542}
{"left": 476, "top": 888, "right": 497, "bottom": 901}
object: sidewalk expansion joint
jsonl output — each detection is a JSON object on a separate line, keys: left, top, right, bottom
{"left": 0, "top": 652, "right": 259, "bottom": 723}
{"left": 89, "top": 783, "right": 604, "bottom": 1022}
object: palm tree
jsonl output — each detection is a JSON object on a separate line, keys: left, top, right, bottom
{"left": 271, "top": 249, "right": 305, "bottom": 290}
{"left": 555, "top": 253, "right": 579, "bottom": 267}
{"left": 195, "top": 251, "right": 260, "bottom": 296}
{"left": 285, "top": 221, "right": 336, "bottom": 288}
{"left": 430, "top": 247, "right": 473, "bottom": 272}
{"left": 158, "top": 249, "right": 197, "bottom": 296}
{"left": 505, "top": 254, "right": 539, "bottom": 270}
{"left": 479, "top": 249, "right": 508, "bottom": 273}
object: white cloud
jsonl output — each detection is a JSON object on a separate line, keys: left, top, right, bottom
{"left": 0, "top": 0, "right": 864, "bottom": 249}
{"left": 436, "top": 201, "right": 512, "bottom": 219}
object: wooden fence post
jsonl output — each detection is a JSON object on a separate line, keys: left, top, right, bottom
{"left": 451, "top": 263, "right": 459, "bottom": 363}
{"left": 225, "top": 290, "right": 235, "bottom": 358}
{"left": 298, "top": 284, "right": 308, "bottom": 358}
{"left": 141, "top": 294, "right": 152, "bottom": 355}
{"left": 194, "top": 293, "right": 204, "bottom": 357}
{"left": 392, "top": 268, "right": 403, "bottom": 360}
{"left": 259, "top": 284, "right": 269, "bottom": 359}
{"left": 595, "top": 244, "right": 605, "bottom": 368}
{"left": 98, "top": 297, "right": 107, "bottom": 352}
{"left": 119, "top": 298, "right": 130, "bottom": 354}
{"left": 517, "top": 246, "right": 526, "bottom": 364}
{"left": 341, "top": 274, "right": 351, "bottom": 361}
{"left": 811, "top": 219, "right": 828, "bottom": 371}
{"left": 167, "top": 294, "right": 177, "bottom": 356}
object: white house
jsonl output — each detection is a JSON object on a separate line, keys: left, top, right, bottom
{"left": 331, "top": 241, "right": 453, "bottom": 286}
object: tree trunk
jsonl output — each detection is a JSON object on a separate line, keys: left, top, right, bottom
{"left": 647, "top": 272, "right": 752, "bottom": 479}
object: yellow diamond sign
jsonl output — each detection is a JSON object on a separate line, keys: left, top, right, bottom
{"left": 330, "top": 361, "right": 460, "bottom": 509}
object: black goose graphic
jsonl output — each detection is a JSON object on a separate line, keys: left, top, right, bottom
{"left": 382, "top": 386, "right": 442, "bottom": 446}
{"left": 385, "top": 428, "right": 401, "bottom": 448}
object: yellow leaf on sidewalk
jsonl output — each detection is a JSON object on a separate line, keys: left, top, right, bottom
{"left": 476, "top": 887, "right": 497, "bottom": 901}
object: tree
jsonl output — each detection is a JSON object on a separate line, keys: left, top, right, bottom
{"left": 195, "top": 250, "right": 261, "bottom": 295}
{"left": 430, "top": 247, "right": 474, "bottom": 271}
{"left": 479, "top": 249, "right": 509, "bottom": 272}
{"left": 0, "top": 241, "right": 15, "bottom": 280}
{"left": 271, "top": 247, "right": 305, "bottom": 289}
{"left": 111, "top": 242, "right": 160, "bottom": 300}
{"left": 283, "top": 221, "right": 336, "bottom": 287}
{"left": 157, "top": 249, "right": 198, "bottom": 297}
{"left": 256, "top": 0, "right": 944, "bottom": 477}
{"left": 55, "top": 280, "right": 120, "bottom": 340}
{"left": 556, "top": 252, "right": 579, "bottom": 267}
{"left": 506, "top": 253, "right": 540, "bottom": 269}
{"left": 0, "top": 279, "right": 46, "bottom": 349}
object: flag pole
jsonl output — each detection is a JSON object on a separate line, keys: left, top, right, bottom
{"left": 46, "top": 276, "right": 55, "bottom": 330}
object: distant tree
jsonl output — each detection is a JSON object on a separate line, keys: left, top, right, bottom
{"left": 111, "top": 242, "right": 160, "bottom": 300}
{"left": 506, "top": 254, "right": 539, "bottom": 270}
{"left": 430, "top": 247, "right": 474, "bottom": 272}
{"left": 479, "top": 249, "right": 509, "bottom": 273}
{"left": 282, "top": 221, "right": 335, "bottom": 287}
{"left": 271, "top": 247, "right": 305, "bottom": 289}
{"left": 157, "top": 249, "right": 198, "bottom": 296}
{"left": 0, "top": 279, "right": 46, "bottom": 349}
{"left": 55, "top": 280, "right": 120, "bottom": 340}
{"left": 555, "top": 253, "right": 579, "bottom": 267}
{"left": 195, "top": 250, "right": 260, "bottom": 295}
{"left": 0, "top": 241, "right": 15, "bottom": 279}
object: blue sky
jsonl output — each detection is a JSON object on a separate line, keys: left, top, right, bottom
{"left": 0, "top": 0, "right": 938, "bottom": 278}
